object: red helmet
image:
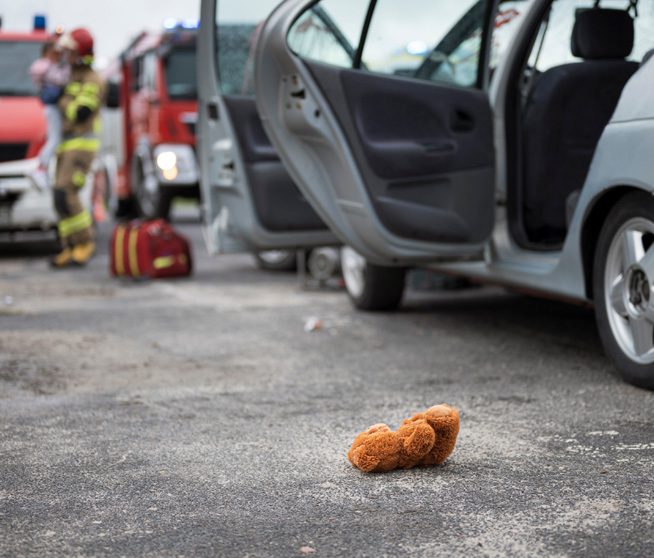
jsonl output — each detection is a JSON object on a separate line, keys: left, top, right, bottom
{"left": 59, "top": 27, "right": 94, "bottom": 58}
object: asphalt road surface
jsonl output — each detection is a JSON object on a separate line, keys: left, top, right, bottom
{"left": 1, "top": 210, "right": 653, "bottom": 557}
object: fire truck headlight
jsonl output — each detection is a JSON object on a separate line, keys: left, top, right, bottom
{"left": 156, "top": 151, "right": 178, "bottom": 172}
{"left": 153, "top": 144, "right": 198, "bottom": 184}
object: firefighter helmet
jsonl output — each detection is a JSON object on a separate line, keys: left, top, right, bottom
{"left": 59, "top": 28, "right": 94, "bottom": 58}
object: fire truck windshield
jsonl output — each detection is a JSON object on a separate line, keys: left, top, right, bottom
{"left": 0, "top": 40, "right": 42, "bottom": 97}
{"left": 164, "top": 46, "right": 197, "bottom": 100}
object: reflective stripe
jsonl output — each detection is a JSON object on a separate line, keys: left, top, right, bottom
{"left": 153, "top": 256, "right": 176, "bottom": 270}
{"left": 57, "top": 137, "right": 100, "bottom": 154}
{"left": 128, "top": 229, "right": 141, "bottom": 277}
{"left": 65, "top": 101, "right": 79, "bottom": 121}
{"left": 58, "top": 210, "right": 92, "bottom": 238}
{"left": 82, "top": 82, "right": 100, "bottom": 95}
{"left": 72, "top": 171, "right": 86, "bottom": 187}
{"left": 115, "top": 226, "right": 126, "bottom": 276}
{"left": 66, "top": 82, "right": 82, "bottom": 95}
{"left": 77, "top": 93, "right": 99, "bottom": 110}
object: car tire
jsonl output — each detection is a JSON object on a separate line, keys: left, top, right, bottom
{"left": 132, "top": 157, "right": 170, "bottom": 220}
{"left": 254, "top": 251, "right": 297, "bottom": 272}
{"left": 593, "top": 191, "right": 654, "bottom": 390}
{"left": 341, "top": 246, "right": 406, "bottom": 311}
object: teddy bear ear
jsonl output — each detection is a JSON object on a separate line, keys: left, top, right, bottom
{"left": 427, "top": 404, "right": 458, "bottom": 418}
{"left": 366, "top": 423, "right": 390, "bottom": 434}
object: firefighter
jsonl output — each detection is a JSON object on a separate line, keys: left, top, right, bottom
{"left": 50, "top": 28, "right": 104, "bottom": 268}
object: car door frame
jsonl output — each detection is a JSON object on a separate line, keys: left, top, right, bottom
{"left": 197, "top": 0, "right": 337, "bottom": 255}
{"left": 256, "top": 0, "right": 499, "bottom": 266}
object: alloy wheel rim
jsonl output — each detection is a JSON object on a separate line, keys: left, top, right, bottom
{"left": 604, "top": 217, "right": 654, "bottom": 364}
{"left": 341, "top": 246, "right": 366, "bottom": 299}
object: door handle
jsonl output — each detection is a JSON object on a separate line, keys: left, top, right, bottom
{"left": 207, "top": 102, "right": 219, "bottom": 121}
{"left": 450, "top": 110, "right": 475, "bottom": 133}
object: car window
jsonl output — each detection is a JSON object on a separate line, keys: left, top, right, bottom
{"left": 528, "top": 0, "right": 654, "bottom": 72}
{"left": 215, "top": 0, "right": 280, "bottom": 95}
{"left": 287, "top": 5, "right": 361, "bottom": 68}
{"left": 362, "top": 0, "right": 484, "bottom": 86}
{"left": 288, "top": 0, "right": 529, "bottom": 88}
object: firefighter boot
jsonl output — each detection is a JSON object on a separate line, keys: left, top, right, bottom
{"left": 72, "top": 242, "right": 96, "bottom": 266}
{"left": 50, "top": 247, "right": 74, "bottom": 269}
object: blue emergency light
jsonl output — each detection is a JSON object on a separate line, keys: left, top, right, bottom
{"left": 163, "top": 18, "right": 199, "bottom": 31}
{"left": 34, "top": 14, "right": 47, "bottom": 31}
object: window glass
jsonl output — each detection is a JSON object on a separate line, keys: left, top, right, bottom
{"left": 165, "top": 47, "right": 197, "bottom": 99}
{"left": 144, "top": 52, "right": 157, "bottom": 91}
{"left": 0, "top": 41, "right": 42, "bottom": 97}
{"left": 288, "top": 0, "right": 368, "bottom": 68}
{"left": 529, "top": 0, "right": 654, "bottom": 72}
{"left": 362, "top": 0, "right": 482, "bottom": 86}
{"left": 216, "top": 0, "right": 280, "bottom": 95}
{"left": 288, "top": 0, "right": 529, "bottom": 86}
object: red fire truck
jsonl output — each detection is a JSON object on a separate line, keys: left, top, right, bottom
{"left": 112, "top": 22, "right": 199, "bottom": 220}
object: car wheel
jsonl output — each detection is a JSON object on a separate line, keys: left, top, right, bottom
{"left": 254, "top": 250, "right": 297, "bottom": 272}
{"left": 594, "top": 191, "right": 654, "bottom": 389}
{"left": 341, "top": 246, "right": 406, "bottom": 311}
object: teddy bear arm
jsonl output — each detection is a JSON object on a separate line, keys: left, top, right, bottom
{"left": 349, "top": 424, "right": 390, "bottom": 453}
{"left": 403, "top": 421, "right": 436, "bottom": 460}
{"left": 348, "top": 445, "right": 382, "bottom": 473}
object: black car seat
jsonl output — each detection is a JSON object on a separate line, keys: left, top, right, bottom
{"left": 522, "top": 8, "right": 639, "bottom": 244}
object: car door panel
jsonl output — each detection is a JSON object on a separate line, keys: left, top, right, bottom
{"left": 306, "top": 62, "right": 495, "bottom": 243}
{"left": 197, "top": 0, "right": 336, "bottom": 255}
{"left": 222, "top": 96, "right": 327, "bottom": 232}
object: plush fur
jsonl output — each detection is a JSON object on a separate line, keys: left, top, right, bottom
{"left": 347, "top": 404, "right": 460, "bottom": 473}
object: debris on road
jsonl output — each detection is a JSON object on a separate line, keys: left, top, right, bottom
{"left": 304, "top": 317, "right": 323, "bottom": 332}
{"left": 299, "top": 546, "right": 316, "bottom": 555}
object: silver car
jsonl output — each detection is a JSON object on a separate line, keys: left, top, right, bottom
{"left": 251, "top": 0, "right": 654, "bottom": 388}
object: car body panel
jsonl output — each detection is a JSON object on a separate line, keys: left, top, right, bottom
{"left": 197, "top": 0, "right": 336, "bottom": 255}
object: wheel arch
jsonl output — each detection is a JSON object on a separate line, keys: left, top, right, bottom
{"left": 581, "top": 185, "right": 650, "bottom": 300}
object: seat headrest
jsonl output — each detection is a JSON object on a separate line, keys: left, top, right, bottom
{"left": 571, "top": 8, "right": 634, "bottom": 60}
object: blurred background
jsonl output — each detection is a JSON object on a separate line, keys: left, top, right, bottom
{"left": 0, "top": 0, "right": 201, "bottom": 68}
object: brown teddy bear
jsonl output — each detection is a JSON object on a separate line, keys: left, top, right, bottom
{"left": 347, "top": 404, "right": 460, "bottom": 473}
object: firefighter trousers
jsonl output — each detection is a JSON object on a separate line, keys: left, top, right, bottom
{"left": 53, "top": 144, "right": 96, "bottom": 247}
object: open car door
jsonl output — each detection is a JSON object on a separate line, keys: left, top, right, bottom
{"left": 197, "top": 0, "right": 336, "bottom": 254}
{"left": 256, "top": 0, "right": 498, "bottom": 265}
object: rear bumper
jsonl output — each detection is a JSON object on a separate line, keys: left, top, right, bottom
{"left": 0, "top": 158, "right": 58, "bottom": 231}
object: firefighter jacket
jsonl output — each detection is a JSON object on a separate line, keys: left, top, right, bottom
{"left": 58, "top": 64, "right": 105, "bottom": 150}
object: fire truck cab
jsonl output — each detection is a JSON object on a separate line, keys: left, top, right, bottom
{"left": 0, "top": 17, "right": 61, "bottom": 237}
{"left": 117, "top": 23, "right": 200, "bottom": 220}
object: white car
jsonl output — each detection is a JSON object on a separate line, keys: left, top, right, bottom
{"left": 252, "top": 0, "right": 654, "bottom": 388}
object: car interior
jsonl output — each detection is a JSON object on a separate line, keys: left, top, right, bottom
{"left": 518, "top": 3, "right": 644, "bottom": 248}
{"left": 216, "top": 23, "right": 328, "bottom": 233}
